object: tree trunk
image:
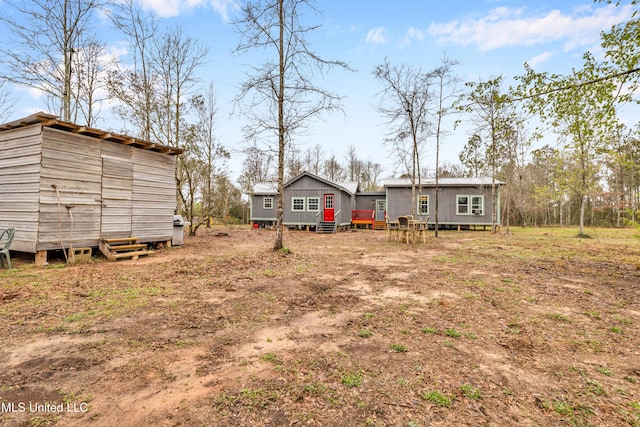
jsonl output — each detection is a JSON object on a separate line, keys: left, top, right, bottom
{"left": 273, "top": 0, "right": 285, "bottom": 251}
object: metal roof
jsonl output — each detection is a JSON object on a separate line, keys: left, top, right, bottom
{"left": 383, "top": 177, "right": 503, "bottom": 187}
{"left": 0, "top": 112, "right": 184, "bottom": 155}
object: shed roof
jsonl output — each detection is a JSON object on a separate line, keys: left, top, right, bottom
{"left": 383, "top": 177, "right": 504, "bottom": 187}
{"left": 0, "top": 112, "right": 184, "bottom": 155}
{"left": 253, "top": 182, "right": 278, "bottom": 195}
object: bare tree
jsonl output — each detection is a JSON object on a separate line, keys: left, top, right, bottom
{"left": 107, "top": 0, "right": 159, "bottom": 140}
{"left": 431, "top": 54, "right": 462, "bottom": 236}
{"left": 233, "top": 0, "right": 351, "bottom": 250}
{"left": 304, "top": 143, "right": 325, "bottom": 176}
{"left": 323, "top": 153, "right": 346, "bottom": 182}
{"left": 373, "top": 58, "right": 434, "bottom": 216}
{"left": 190, "top": 83, "right": 230, "bottom": 229}
{"left": 0, "top": 79, "right": 15, "bottom": 123}
{"left": 71, "top": 35, "right": 111, "bottom": 126}
{"left": 0, "top": 0, "right": 104, "bottom": 122}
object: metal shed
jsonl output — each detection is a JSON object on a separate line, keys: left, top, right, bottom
{"left": 0, "top": 112, "right": 183, "bottom": 265}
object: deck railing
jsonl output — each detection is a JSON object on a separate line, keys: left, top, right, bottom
{"left": 351, "top": 210, "right": 375, "bottom": 228}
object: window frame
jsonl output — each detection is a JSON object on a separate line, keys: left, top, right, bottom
{"left": 307, "top": 197, "right": 320, "bottom": 212}
{"left": 416, "top": 194, "right": 429, "bottom": 216}
{"left": 456, "top": 195, "right": 484, "bottom": 215}
{"left": 291, "top": 197, "right": 306, "bottom": 212}
{"left": 263, "top": 196, "right": 273, "bottom": 210}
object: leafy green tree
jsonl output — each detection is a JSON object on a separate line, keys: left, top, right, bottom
{"left": 460, "top": 77, "right": 515, "bottom": 232}
{"left": 516, "top": 53, "right": 619, "bottom": 236}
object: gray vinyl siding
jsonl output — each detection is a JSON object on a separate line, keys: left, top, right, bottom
{"left": 251, "top": 194, "right": 277, "bottom": 220}
{"left": 386, "top": 185, "right": 497, "bottom": 225}
{"left": 272, "top": 174, "right": 354, "bottom": 226}
{"left": 0, "top": 124, "right": 42, "bottom": 252}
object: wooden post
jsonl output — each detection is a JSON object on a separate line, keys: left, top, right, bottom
{"left": 35, "top": 250, "right": 48, "bottom": 267}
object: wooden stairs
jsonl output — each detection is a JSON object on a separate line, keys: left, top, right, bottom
{"left": 373, "top": 220, "right": 387, "bottom": 230}
{"left": 316, "top": 221, "right": 336, "bottom": 234}
{"left": 99, "top": 237, "right": 154, "bottom": 261}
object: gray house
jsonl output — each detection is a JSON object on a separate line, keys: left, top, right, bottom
{"left": 0, "top": 112, "right": 183, "bottom": 265}
{"left": 250, "top": 171, "right": 358, "bottom": 232}
{"left": 384, "top": 177, "right": 503, "bottom": 229}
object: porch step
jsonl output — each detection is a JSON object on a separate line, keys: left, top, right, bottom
{"left": 373, "top": 220, "right": 387, "bottom": 230}
{"left": 316, "top": 221, "right": 336, "bottom": 234}
{"left": 99, "top": 237, "right": 154, "bottom": 261}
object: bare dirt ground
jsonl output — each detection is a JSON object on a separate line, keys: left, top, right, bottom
{"left": 1, "top": 226, "right": 639, "bottom": 427}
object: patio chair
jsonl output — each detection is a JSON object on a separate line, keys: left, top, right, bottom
{"left": 397, "top": 216, "right": 412, "bottom": 244}
{"left": 0, "top": 227, "right": 15, "bottom": 269}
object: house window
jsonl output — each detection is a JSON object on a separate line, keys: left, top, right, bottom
{"left": 263, "top": 196, "right": 273, "bottom": 209}
{"left": 292, "top": 197, "right": 305, "bottom": 212}
{"left": 457, "top": 195, "right": 484, "bottom": 215}
{"left": 417, "top": 195, "right": 429, "bottom": 215}
{"left": 471, "top": 196, "right": 484, "bottom": 215}
{"left": 307, "top": 197, "right": 320, "bottom": 212}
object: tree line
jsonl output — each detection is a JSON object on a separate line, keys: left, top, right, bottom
{"left": 0, "top": 0, "right": 638, "bottom": 248}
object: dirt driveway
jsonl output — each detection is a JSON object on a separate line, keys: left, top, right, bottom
{"left": 1, "top": 226, "right": 639, "bottom": 426}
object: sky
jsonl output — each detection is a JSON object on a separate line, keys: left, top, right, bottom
{"left": 1, "top": 0, "right": 638, "bottom": 182}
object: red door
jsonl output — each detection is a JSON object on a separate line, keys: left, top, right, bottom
{"left": 323, "top": 194, "right": 335, "bottom": 222}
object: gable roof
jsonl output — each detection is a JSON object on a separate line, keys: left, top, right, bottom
{"left": 383, "top": 177, "right": 504, "bottom": 187}
{"left": 0, "top": 112, "right": 184, "bottom": 156}
{"left": 251, "top": 171, "right": 359, "bottom": 196}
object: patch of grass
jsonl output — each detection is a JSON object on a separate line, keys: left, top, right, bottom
{"left": 358, "top": 329, "right": 373, "bottom": 338}
{"left": 585, "top": 310, "right": 601, "bottom": 319}
{"left": 29, "top": 415, "right": 60, "bottom": 427}
{"left": 549, "top": 313, "right": 571, "bottom": 323}
{"left": 420, "top": 389, "right": 452, "bottom": 408}
{"left": 341, "top": 371, "right": 363, "bottom": 388}
{"left": 239, "top": 388, "right": 277, "bottom": 408}
{"left": 390, "top": 343, "right": 407, "bottom": 352}
{"left": 261, "top": 353, "right": 279, "bottom": 363}
{"left": 421, "top": 327, "right": 437, "bottom": 334}
{"left": 460, "top": 384, "right": 482, "bottom": 400}
{"left": 611, "top": 326, "right": 624, "bottom": 334}
{"left": 597, "top": 366, "right": 613, "bottom": 376}
{"left": 363, "top": 312, "right": 375, "bottom": 318}
{"left": 444, "top": 328, "right": 461, "bottom": 338}
{"left": 63, "top": 313, "right": 86, "bottom": 323}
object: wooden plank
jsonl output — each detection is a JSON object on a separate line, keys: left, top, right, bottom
{"left": 108, "top": 244, "right": 146, "bottom": 251}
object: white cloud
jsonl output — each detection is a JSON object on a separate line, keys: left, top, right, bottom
{"left": 365, "top": 26, "right": 388, "bottom": 44}
{"left": 398, "top": 27, "right": 425, "bottom": 48}
{"left": 139, "top": 0, "right": 236, "bottom": 21}
{"left": 528, "top": 51, "right": 553, "bottom": 68}
{"left": 427, "top": 4, "right": 635, "bottom": 53}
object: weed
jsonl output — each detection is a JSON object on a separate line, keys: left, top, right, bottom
{"left": 597, "top": 366, "right": 613, "bottom": 376}
{"left": 443, "top": 340, "right": 454, "bottom": 347}
{"left": 358, "top": 329, "right": 373, "bottom": 338}
{"left": 549, "top": 313, "right": 571, "bottom": 323}
{"left": 390, "top": 343, "right": 407, "bottom": 352}
{"left": 421, "top": 327, "right": 437, "bottom": 334}
{"left": 29, "top": 415, "right": 60, "bottom": 427}
{"left": 261, "top": 353, "right": 279, "bottom": 363}
{"left": 585, "top": 310, "right": 601, "bottom": 319}
{"left": 420, "top": 389, "right": 452, "bottom": 408}
{"left": 624, "top": 376, "right": 637, "bottom": 384}
{"left": 363, "top": 312, "right": 375, "bottom": 318}
{"left": 341, "top": 371, "right": 363, "bottom": 388}
{"left": 64, "top": 313, "right": 85, "bottom": 323}
{"left": 586, "top": 379, "right": 606, "bottom": 396}
{"left": 444, "top": 328, "right": 461, "bottom": 338}
{"left": 239, "top": 388, "right": 277, "bottom": 408}
{"left": 464, "top": 331, "right": 477, "bottom": 339}
{"left": 460, "top": 384, "right": 482, "bottom": 400}
{"left": 611, "top": 326, "right": 624, "bottom": 334}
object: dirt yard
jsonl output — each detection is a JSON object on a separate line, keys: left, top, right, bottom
{"left": 0, "top": 226, "right": 639, "bottom": 426}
